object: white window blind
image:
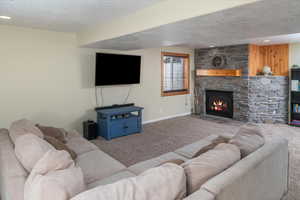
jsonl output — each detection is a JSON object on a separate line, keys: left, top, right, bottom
{"left": 163, "top": 56, "right": 185, "bottom": 92}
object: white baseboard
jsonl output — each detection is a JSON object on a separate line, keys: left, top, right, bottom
{"left": 142, "top": 112, "right": 191, "bottom": 125}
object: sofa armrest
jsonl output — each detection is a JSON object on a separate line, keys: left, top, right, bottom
{"left": 0, "top": 129, "right": 28, "bottom": 200}
{"left": 183, "top": 189, "right": 214, "bottom": 200}
{"left": 201, "top": 138, "right": 288, "bottom": 200}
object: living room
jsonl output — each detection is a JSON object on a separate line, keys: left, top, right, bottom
{"left": 0, "top": 0, "right": 299, "bottom": 200}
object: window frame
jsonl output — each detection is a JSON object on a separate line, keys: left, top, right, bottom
{"left": 161, "top": 52, "right": 190, "bottom": 97}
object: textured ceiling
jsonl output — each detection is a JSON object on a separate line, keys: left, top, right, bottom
{"left": 0, "top": 0, "right": 163, "bottom": 32}
{"left": 85, "top": 0, "right": 300, "bottom": 50}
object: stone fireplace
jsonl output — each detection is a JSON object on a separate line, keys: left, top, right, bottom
{"left": 194, "top": 44, "right": 289, "bottom": 123}
{"left": 206, "top": 90, "right": 233, "bottom": 118}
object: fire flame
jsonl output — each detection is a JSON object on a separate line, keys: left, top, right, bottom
{"left": 211, "top": 100, "right": 227, "bottom": 111}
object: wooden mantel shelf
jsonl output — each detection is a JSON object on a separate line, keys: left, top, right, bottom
{"left": 196, "top": 69, "right": 242, "bottom": 77}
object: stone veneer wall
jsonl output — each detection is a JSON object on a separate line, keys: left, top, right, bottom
{"left": 248, "top": 76, "right": 289, "bottom": 123}
{"left": 194, "top": 44, "right": 289, "bottom": 123}
{"left": 195, "top": 44, "right": 249, "bottom": 75}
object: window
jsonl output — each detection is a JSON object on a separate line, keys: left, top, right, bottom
{"left": 161, "top": 52, "right": 190, "bottom": 96}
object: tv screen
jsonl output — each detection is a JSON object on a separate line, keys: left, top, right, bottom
{"left": 95, "top": 53, "right": 141, "bottom": 86}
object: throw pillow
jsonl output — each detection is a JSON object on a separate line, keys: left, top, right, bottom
{"left": 229, "top": 125, "right": 265, "bottom": 157}
{"left": 193, "top": 135, "right": 230, "bottom": 158}
{"left": 15, "top": 134, "right": 55, "bottom": 172}
{"left": 160, "top": 159, "right": 185, "bottom": 166}
{"left": 36, "top": 124, "right": 67, "bottom": 143}
{"left": 71, "top": 163, "right": 186, "bottom": 200}
{"left": 44, "top": 136, "right": 77, "bottom": 160}
{"left": 9, "top": 119, "right": 44, "bottom": 144}
{"left": 24, "top": 150, "right": 86, "bottom": 200}
{"left": 182, "top": 143, "right": 240, "bottom": 194}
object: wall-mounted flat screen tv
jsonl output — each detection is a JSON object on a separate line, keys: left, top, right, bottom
{"left": 95, "top": 53, "right": 141, "bottom": 86}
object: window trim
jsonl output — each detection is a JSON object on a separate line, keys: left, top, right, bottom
{"left": 161, "top": 52, "right": 190, "bottom": 97}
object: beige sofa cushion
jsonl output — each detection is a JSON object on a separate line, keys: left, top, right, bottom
{"left": 128, "top": 152, "right": 188, "bottom": 175}
{"left": 201, "top": 138, "right": 288, "bottom": 200}
{"left": 76, "top": 150, "right": 126, "bottom": 184}
{"left": 24, "top": 150, "right": 86, "bottom": 200}
{"left": 71, "top": 163, "right": 186, "bottom": 200}
{"left": 9, "top": 119, "right": 44, "bottom": 144}
{"left": 87, "top": 170, "right": 136, "bottom": 190}
{"left": 182, "top": 143, "right": 240, "bottom": 194}
{"left": 15, "top": 134, "right": 55, "bottom": 172}
{"left": 175, "top": 135, "right": 221, "bottom": 159}
{"left": 66, "top": 134, "right": 98, "bottom": 155}
{"left": 229, "top": 125, "right": 264, "bottom": 157}
{"left": 160, "top": 159, "right": 185, "bottom": 166}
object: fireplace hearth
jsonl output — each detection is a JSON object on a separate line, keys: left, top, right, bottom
{"left": 206, "top": 90, "right": 233, "bottom": 118}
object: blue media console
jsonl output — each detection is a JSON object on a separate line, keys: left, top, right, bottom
{"left": 95, "top": 106, "right": 144, "bottom": 140}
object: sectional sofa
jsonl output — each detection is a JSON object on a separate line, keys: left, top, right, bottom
{"left": 0, "top": 125, "right": 288, "bottom": 200}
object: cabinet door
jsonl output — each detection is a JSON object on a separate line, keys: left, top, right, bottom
{"left": 110, "top": 120, "right": 127, "bottom": 138}
{"left": 123, "top": 117, "right": 139, "bottom": 135}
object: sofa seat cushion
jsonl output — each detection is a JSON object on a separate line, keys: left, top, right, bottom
{"left": 175, "top": 135, "right": 222, "bottom": 159}
{"left": 66, "top": 135, "right": 98, "bottom": 156}
{"left": 87, "top": 170, "right": 136, "bottom": 190}
{"left": 15, "top": 134, "right": 55, "bottom": 172}
{"left": 182, "top": 143, "right": 240, "bottom": 195}
{"left": 128, "top": 152, "right": 187, "bottom": 175}
{"left": 9, "top": 119, "right": 44, "bottom": 144}
{"left": 71, "top": 163, "right": 186, "bottom": 200}
{"left": 76, "top": 150, "right": 126, "bottom": 184}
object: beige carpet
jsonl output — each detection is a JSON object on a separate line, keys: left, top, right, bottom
{"left": 91, "top": 115, "right": 300, "bottom": 200}
{"left": 91, "top": 115, "right": 242, "bottom": 166}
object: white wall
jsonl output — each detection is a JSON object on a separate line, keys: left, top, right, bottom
{"left": 290, "top": 43, "right": 300, "bottom": 67}
{"left": 0, "top": 25, "right": 194, "bottom": 131}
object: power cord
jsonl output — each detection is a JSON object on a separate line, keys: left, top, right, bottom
{"left": 95, "top": 87, "right": 104, "bottom": 107}
{"left": 95, "top": 87, "right": 99, "bottom": 107}
{"left": 124, "top": 86, "right": 132, "bottom": 104}
{"left": 96, "top": 86, "right": 131, "bottom": 107}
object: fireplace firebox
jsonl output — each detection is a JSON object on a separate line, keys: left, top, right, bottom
{"left": 206, "top": 90, "right": 233, "bottom": 118}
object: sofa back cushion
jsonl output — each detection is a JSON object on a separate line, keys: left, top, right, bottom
{"left": 71, "top": 163, "right": 186, "bottom": 200}
{"left": 24, "top": 150, "right": 86, "bottom": 200}
{"left": 229, "top": 125, "right": 265, "bottom": 158}
{"left": 182, "top": 143, "right": 240, "bottom": 195}
{"left": 9, "top": 119, "right": 44, "bottom": 144}
{"left": 201, "top": 139, "right": 288, "bottom": 200}
{"left": 15, "top": 134, "right": 54, "bottom": 172}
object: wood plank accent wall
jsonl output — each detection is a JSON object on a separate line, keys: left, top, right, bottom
{"left": 248, "top": 44, "right": 260, "bottom": 76}
{"left": 248, "top": 44, "right": 289, "bottom": 76}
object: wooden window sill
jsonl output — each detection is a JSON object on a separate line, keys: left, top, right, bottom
{"left": 161, "top": 90, "right": 189, "bottom": 97}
